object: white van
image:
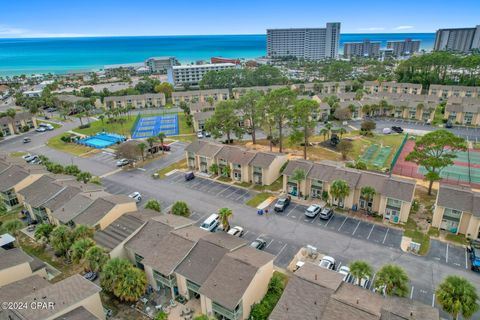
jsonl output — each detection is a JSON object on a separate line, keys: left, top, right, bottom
{"left": 200, "top": 214, "right": 219, "bottom": 232}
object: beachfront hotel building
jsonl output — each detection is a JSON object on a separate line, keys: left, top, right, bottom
{"left": 343, "top": 40, "right": 380, "bottom": 58}
{"left": 145, "top": 56, "right": 179, "bottom": 73}
{"left": 167, "top": 63, "right": 238, "bottom": 87}
{"left": 267, "top": 23, "right": 341, "bottom": 60}
{"left": 387, "top": 39, "right": 421, "bottom": 56}
{"left": 434, "top": 25, "right": 480, "bottom": 53}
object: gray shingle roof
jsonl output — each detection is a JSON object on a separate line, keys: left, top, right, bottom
{"left": 381, "top": 297, "right": 439, "bottom": 320}
{"left": 202, "top": 232, "right": 247, "bottom": 251}
{"left": 42, "top": 185, "right": 83, "bottom": 212}
{"left": 185, "top": 140, "right": 209, "bottom": 153}
{"left": 383, "top": 176, "right": 416, "bottom": 202}
{"left": 9, "top": 275, "right": 101, "bottom": 320}
{"left": 94, "top": 214, "right": 145, "bottom": 251}
{"left": 216, "top": 145, "right": 256, "bottom": 165}
{"left": 193, "top": 111, "right": 214, "bottom": 121}
{"left": 17, "top": 175, "right": 61, "bottom": 208}
{"left": 152, "top": 214, "right": 195, "bottom": 229}
{"left": 52, "top": 193, "right": 97, "bottom": 223}
{"left": 0, "top": 275, "right": 50, "bottom": 303}
{"left": 125, "top": 220, "right": 173, "bottom": 256}
{"left": 53, "top": 306, "right": 99, "bottom": 320}
{"left": 0, "top": 247, "right": 34, "bottom": 271}
{"left": 175, "top": 239, "right": 229, "bottom": 286}
{"left": 283, "top": 159, "right": 313, "bottom": 176}
{"left": 0, "top": 165, "right": 30, "bottom": 192}
{"left": 197, "top": 142, "right": 224, "bottom": 158}
{"left": 72, "top": 197, "right": 117, "bottom": 226}
{"left": 250, "top": 152, "right": 279, "bottom": 169}
{"left": 436, "top": 184, "right": 478, "bottom": 216}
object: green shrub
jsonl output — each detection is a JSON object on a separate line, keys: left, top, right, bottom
{"left": 248, "top": 272, "right": 288, "bottom": 320}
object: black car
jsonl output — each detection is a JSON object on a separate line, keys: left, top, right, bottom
{"left": 445, "top": 121, "right": 453, "bottom": 128}
{"left": 391, "top": 126, "right": 404, "bottom": 133}
{"left": 184, "top": 171, "right": 195, "bottom": 181}
{"left": 83, "top": 272, "right": 98, "bottom": 281}
{"left": 250, "top": 238, "right": 267, "bottom": 250}
{"left": 274, "top": 195, "right": 291, "bottom": 212}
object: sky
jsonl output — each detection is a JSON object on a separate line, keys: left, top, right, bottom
{"left": 1, "top": 0, "right": 479, "bottom": 38}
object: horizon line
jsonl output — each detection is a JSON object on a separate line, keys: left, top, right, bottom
{"left": 0, "top": 31, "right": 436, "bottom": 40}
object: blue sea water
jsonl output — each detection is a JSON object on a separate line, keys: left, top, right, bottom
{"left": 0, "top": 33, "right": 435, "bottom": 76}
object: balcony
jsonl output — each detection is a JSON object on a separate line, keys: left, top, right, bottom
{"left": 186, "top": 280, "right": 200, "bottom": 293}
{"left": 212, "top": 301, "right": 242, "bottom": 320}
{"left": 154, "top": 271, "right": 176, "bottom": 288}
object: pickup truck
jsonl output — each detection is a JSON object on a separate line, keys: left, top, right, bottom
{"left": 467, "top": 240, "right": 480, "bottom": 272}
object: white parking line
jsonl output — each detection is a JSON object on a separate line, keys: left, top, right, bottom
{"left": 194, "top": 213, "right": 207, "bottom": 223}
{"left": 369, "top": 273, "right": 376, "bottom": 290}
{"left": 382, "top": 228, "right": 390, "bottom": 244}
{"left": 336, "top": 262, "right": 342, "bottom": 271}
{"left": 432, "top": 293, "right": 435, "bottom": 307}
{"left": 276, "top": 243, "right": 288, "bottom": 257}
{"left": 285, "top": 205, "right": 298, "bottom": 217}
{"left": 224, "top": 188, "right": 239, "bottom": 198}
{"left": 465, "top": 249, "right": 469, "bottom": 269}
{"left": 338, "top": 216, "right": 348, "bottom": 231}
{"left": 352, "top": 221, "right": 361, "bottom": 235}
{"left": 410, "top": 286, "right": 414, "bottom": 299}
{"left": 367, "top": 224, "right": 375, "bottom": 239}
{"left": 446, "top": 243, "right": 449, "bottom": 263}
{"left": 243, "top": 230, "right": 249, "bottom": 237}
{"left": 217, "top": 185, "right": 233, "bottom": 196}
{"left": 266, "top": 239, "right": 274, "bottom": 248}
{"left": 325, "top": 216, "right": 333, "bottom": 227}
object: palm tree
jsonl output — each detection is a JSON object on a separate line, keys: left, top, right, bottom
{"left": 374, "top": 264, "right": 409, "bottom": 297}
{"left": 218, "top": 208, "right": 233, "bottom": 231}
{"left": 72, "top": 224, "right": 94, "bottom": 241}
{"left": 85, "top": 246, "right": 109, "bottom": 272}
{"left": 436, "top": 275, "right": 479, "bottom": 320}
{"left": 349, "top": 260, "right": 373, "bottom": 286}
{"left": 49, "top": 225, "right": 74, "bottom": 256}
{"left": 99, "top": 115, "right": 105, "bottom": 125}
{"left": 157, "top": 132, "right": 166, "bottom": 154}
{"left": 146, "top": 137, "right": 157, "bottom": 157}
{"left": 360, "top": 186, "right": 376, "bottom": 213}
{"left": 320, "top": 128, "right": 329, "bottom": 141}
{"left": 329, "top": 179, "right": 350, "bottom": 208}
{"left": 34, "top": 223, "right": 54, "bottom": 242}
{"left": 70, "top": 238, "right": 95, "bottom": 263}
{"left": 290, "top": 168, "right": 306, "bottom": 197}
{"left": 112, "top": 266, "right": 147, "bottom": 302}
{"left": 137, "top": 142, "right": 147, "bottom": 161}
{"left": 1, "top": 219, "right": 23, "bottom": 235}
{"left": 101, "top": 258, "right": 132, "bottom": 293}
{"left": 337, "top": 127, "right": 347, "bottom": 138}
{"left": 325, "top": 122, "right": 332, "bottom": 139}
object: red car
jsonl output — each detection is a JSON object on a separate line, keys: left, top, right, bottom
{"left": 158, "top": 144, "right": 171, "bottom": 151}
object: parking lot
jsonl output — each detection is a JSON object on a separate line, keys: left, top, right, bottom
{"left": 165, "top": 171, "right": 254, "bottom": 203}
{"left": 273, "top": 202, "right": 403, "bottom": 249}
{"left": 427, "top": 239, "right": 469, "bottom": 270}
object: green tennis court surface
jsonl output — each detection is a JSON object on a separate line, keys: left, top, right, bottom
{"left": 419, "top": 165, "right": 480, "bottom": 184}
{"left": 360, "top": 144, "right": 378, "bottom": 162}
{"left": 372, "top": 146, "right": 392, "bottom": 167}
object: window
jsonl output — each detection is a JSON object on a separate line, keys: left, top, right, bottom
{"left": 134, "top": 253, "right": 144, "bottom": 270}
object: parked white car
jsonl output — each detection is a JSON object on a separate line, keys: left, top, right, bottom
{"left": 319, "top": 256, "right": 336, "bottom": 270}
{"left": 338, "top": 265, "right": 351, "bottom": 282}
{"left": 197, "top": 130, "right": 204, "bottom": 138}
{"left": 227, "top": 226, "right": 244, "bottom": 237}
{"left": 128, "top": 192, "right": 142, "bottom": 203}
{"left": 304, "top": 204, "right": 322, "bottom": 218}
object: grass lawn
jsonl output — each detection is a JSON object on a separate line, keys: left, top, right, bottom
{"left": 400, "top": 218, "right": 430, "bottom": 255}
{"left": 253, "top": 177, "right": 283, "bottom": 192}
{"left": 168, "top": 134, "right": 196, "bottom": 143}
{"left": 74, "top": 116, "right": 136, "bottom": 137}
{"left": 235, "top": 181, "right": 252, "bottom": 188}
{"left": 445, "top": 233, "right": 469, "bottom": 246}
{"left": 432, "top": 104, "right": 445, "bottom": 126}
{"left": 47, "top": 133, "right": 95, "bottom": 156}
{"left": 246, "top": 192, "right": 272, "bottom": 208}
{"left": 10, "top": 151, "right": 28, "bottom": 157}
{"left": 428, "top": 227, "right": 440, "bottom": 237}
{"left": 177, "top": 113, "right": 194, "bottom": 135}
{"left": 217, "top": 176, "right": 232, "bottom": 183}
{"left": 155, "top": 159, "right": 188, "bottom": 178}
{"left": 350, "top": 133, "right": 406, "bottom": 169}
{"left": 0, "top": 211, "right": 18, "bottom": 223}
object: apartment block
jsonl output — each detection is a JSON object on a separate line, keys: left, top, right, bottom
{"left": 0, "top": 274, "right": 105, "bottom": 320}
{"left": 386, "top": 39, "right": 421, "bottom": 56}
{"left": 172, "top": 89, "right": 229, "bottom": 105}
{"left": 428, "top": 84, "right": 480, "bottom": 98}
{"left": 145, "top": 56, "right": 178, "bottom": 73}
{"left": 434, "top": 25, "right": 480, "bottom": 53}
{"left": 282, "top": 160, "right": 416, "bottom": 223}
{"left": 363, "top": 81, "right": 422, "bottom": 95}
{"left": 267, "top": 23, "right": 341, "bottom": 60}
{"left": 168, "top": 63, "right": 238, "bottom": 87}
{"left": 125, "top": 215, "right": 274, "bottom": 320}
{"left": 432, "top": 184, "right": 480, "bottom": 240}
{"left": 270, "top": 262, "right": 439, "bottom": 320}
{"left": 0, "top": 248, "right": 47, "bottom": 287}
{"left": 0, "top": 112, "right": 37, "bottom": 137}
{"left": 104, "top": 93, "right": 166, "bottom": 109}
{"left": 343, "top": 40, "right": 380, "bottom": 58}
{"left": 185, "top": 141, "right": 288, "bottom": 186}
{"left": 444, "top": 97, "right": 480, "bottom": 125}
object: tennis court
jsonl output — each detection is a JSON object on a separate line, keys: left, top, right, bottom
{"left": 131, "top": 114, "right": 179, "bottom": 139}
{"left": 372, "top": 146, "right": 392, "bottom": 167}
{"left": 360, "top": 144, "right": 378, "bottom": 162}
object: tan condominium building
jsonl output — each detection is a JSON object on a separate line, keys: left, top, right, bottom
{"left": 0, "top": 274, "right": 105, "bottom": 320}
{"left": 428, "top": 84, "right": 480, "bottom": 98}
{"left": 387, "top": 39, "right": 421, "bottom": 56}
{"left": 172, "top": 89, "right": 229, "bottom": 105}
{"left": 283, "top": 160, "right": 416, "bottom": 223}
{"left": 185, "top": 141, "right": 288, "bottom": 186}
{"left": 363, "top": 81, "right": 422, "bottom": 95}
{"left": 104, "top": 93, "right": 166, "bottom": 109}
{"left": 0, "top": 112, "right": 37, "bottom": 137}
{"left": 444, "top": 97, "right": 480, "bottom": 125}
{"left": 125, "top": 215, "right": 274, "bottom": 320}
{"left": 168, "top": 63, "right": 238, "bottom": 87}
{"left": 432, "top": 184, "right": 480, "bottom": 240}
{"left": 270, "top": 262, "right": 439, "bottom": 320}
{"left": 343, "top": 40, "right": 381, "bottom": 58}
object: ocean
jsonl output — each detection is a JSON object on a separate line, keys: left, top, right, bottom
{"left": 0, "top": 33, "right": 435, "bottom": 77}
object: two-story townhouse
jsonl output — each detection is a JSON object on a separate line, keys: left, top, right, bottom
{"left": 104, "top": 93, "right": 166, "bottom": 109}
{"left": 429, "top": 84, "right": 479, "bottom": 99}
{"left": 444, "top": 97, "right": 480, "bottom": 125}
{"left": 364, "top": 81, "right": 422, "bottom": 95}
{"left": 282, "top": 160, "right": 416, "bottom": 223}
{"left": 215, "top": 146, "right": 256, "bottom": 182}
{"left": 432, "top": 184, "right": 480, "bottom": 239}
{"left": 249, "top": 152, "right": 288, "bottom": 185}
{"left": 172, "top": 89, "right": 230, "bottom": 105}
{"left": 185, "top": 141, "right": 224, "bottom": 174}
{"left": 0, "top": 112, "right": 37, "bottom": 137}
{"left": 0, "top": 247, "right": 47, "bottom": 287}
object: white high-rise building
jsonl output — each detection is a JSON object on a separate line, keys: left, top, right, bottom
{"left": 167, "top": 63, "right": 238, "bottom": 87}
{"left": 267, "top": 23, "right": 341, "bottom": 60}
{"left": 434, "top": 25, "right": 480, "bottom": 53}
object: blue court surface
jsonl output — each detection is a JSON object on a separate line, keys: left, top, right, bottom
{"left": 78, "top": 132, "right": 126, "bottom": 148}
{"left": 132, "top": 114, "right": 179, "bottom": 139}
